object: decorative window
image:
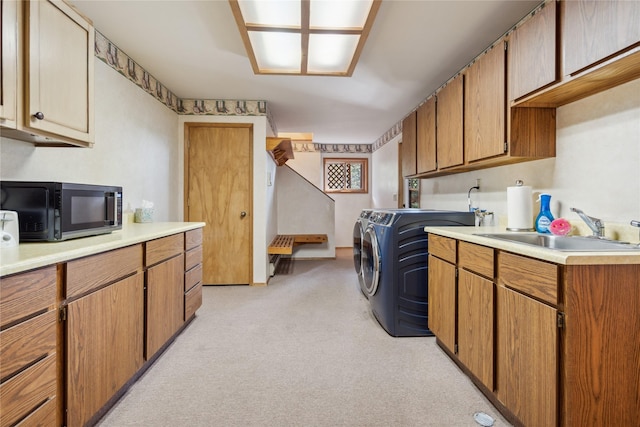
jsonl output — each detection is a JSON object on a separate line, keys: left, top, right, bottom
{"left": 323, "top": 158, "right": 368, "bottom": 193}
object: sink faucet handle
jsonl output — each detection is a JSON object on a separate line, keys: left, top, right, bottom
{"left": 570, "top": 207, "right": 605, "bottom": 237}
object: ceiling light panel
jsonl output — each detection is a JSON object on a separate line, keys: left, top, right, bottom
{"left": 249, "top": 31, "right": 301, "bottom": 72}
{"left": 229, "top": 0, "right": 381, "bottom": 76}
{"left": 310, "top": 0, "right": 373, "bottom": 29}
{"left": 237, "top": 0, "right": 300, "bottom": 27}
{"left": 308, "top": 34, "right": 360, "bottom": 73}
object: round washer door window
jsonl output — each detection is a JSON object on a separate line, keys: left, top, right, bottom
{"left": 361, "top": 225, "right": 380, "bottom": 297}
{"left": 353, "top": 220, "right": 363, "bottom": 274}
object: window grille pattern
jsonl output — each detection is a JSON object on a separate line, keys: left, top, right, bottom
{"left": 324, "top": 158, "right": 368, "bottom": 193}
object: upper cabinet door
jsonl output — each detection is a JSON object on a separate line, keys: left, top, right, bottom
{"left": 563, "top": 0, "right": 640, "bottom": 76}
{"left": 401, "top": 110, "right": 417, "bottom": 177}
{"left": 0, "top": 0, "right": 18, "bottom": 127}
{"left": 465, "top": 43, "right": 507, "bottom": 163}
{"left": 416, "top": 97, "right": 436, "bottom": 174}
{"left": 24, "top": 0, "right": 94, "bottom": 145}
{"left": 436, "top": 74, "right": 464, "bottom": 169}
{"left": 508, "top": 0, "right": 557, "bottom": 101}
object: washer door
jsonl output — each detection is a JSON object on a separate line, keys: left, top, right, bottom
{"left": 362, "top": 225, "right": 380, "bottom": 297}
{"left": 352, "top": 219, "right": 363, "bottom": 274}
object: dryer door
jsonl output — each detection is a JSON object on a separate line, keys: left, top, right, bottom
{"left": 362, "top": 225, "right": 381, "bottom": 297}
{"left": 353, "top": 219, "right": 363, "bottom": 274}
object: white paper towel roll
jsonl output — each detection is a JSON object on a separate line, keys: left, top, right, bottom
{"left": 507, "top": 182, "right": 534, "bottom": 231}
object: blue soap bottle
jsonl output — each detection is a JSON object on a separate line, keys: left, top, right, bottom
{"left": 535, "top": 193, "right": 554, "bottom": 233}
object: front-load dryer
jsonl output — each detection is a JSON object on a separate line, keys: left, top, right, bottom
{"left": 362, "top": 209, "right": 474, "bottom": 337}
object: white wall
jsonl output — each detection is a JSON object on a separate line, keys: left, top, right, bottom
{"left": 286, "top": 150, "right": 372, "bottom": 248}
{"left": 372, "top": 133, "right": 400, "bottom": 209}
{"left": 322, "top": 152, "right": 371, "bottom": 247}
{"left": 286, "top": 150, "right": 322, "bottom": 188}
{"left": 276, "top": 165, "right": 335, "bottom": 258}
{"left": 405, "top": 79, "right": 640, "bottom": 240}
{"left": 1, "top": 59, "right": 180, "bottom": 220}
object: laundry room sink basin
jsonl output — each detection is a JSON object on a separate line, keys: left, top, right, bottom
{"left": 474, "top": 233, "right": 640, "bottom": 252}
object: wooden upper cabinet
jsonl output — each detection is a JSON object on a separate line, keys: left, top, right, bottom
{"left": 0, "top": 0, "right": 18, "bottom": 127}
{"left": 401, "top": 110, "right": 417, "bottom": 177}
{"left": 416, "top": 97, "right": 436, "bottom": 174}
{"left": 436, "top": 75, "right": 464, "bottom": 169}
{"left": 508, "top": 0, "right": 557, "bottom": 101}
{"left": 465, "top": 43, "right": 507, "bottom": 163}
{"left": 24, "top": 0, "right": 94, "bottom": 146}
{"left": 562, "top": 0, "right": 640, "bottom": 77}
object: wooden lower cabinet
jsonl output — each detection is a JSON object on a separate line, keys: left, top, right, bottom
{"left": 563, "top": 264, "right": 640, "bottom": 426}
{"left": 427, "top": 255, "right": 456, "bottom": 352}
{"left": 0, "top": 266, "right": 57, "bottom": 427}
{"left": 496, "top": 285, "right": 557, "bottom": 427}
{"left": 457, "top": 269, "right": 493, "bottom": 390}
{"left": 146, "top": 254, "right": 185, "bottom": 359}
{"left": 66, "top": 272, "right": 144, "bottom": 427}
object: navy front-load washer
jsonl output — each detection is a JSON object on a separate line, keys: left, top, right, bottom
{"left": 361, "top": 209, "right": 474, "bottom": 337}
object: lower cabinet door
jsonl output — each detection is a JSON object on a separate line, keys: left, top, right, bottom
{"left": 66, "top": 272, "right": 144, "bottom": 427}
{"left": 458, "top": 269, "right": 494, "bottom": 390}
{"left": 427, "top": 255, "right": 456, "bottom": 352}
{"left": 497, "top": 285, "right": 557, "bottom": 426}
{"left": 146, "top": 254, "right": 185, "bottom": 359}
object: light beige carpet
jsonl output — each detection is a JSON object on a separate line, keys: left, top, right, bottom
{"left": 97, "top": 250, "right": 510, "bottom": 426}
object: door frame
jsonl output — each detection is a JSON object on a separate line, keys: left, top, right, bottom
{"left": 183, "top": 122, "right": 254, "bottom": 284}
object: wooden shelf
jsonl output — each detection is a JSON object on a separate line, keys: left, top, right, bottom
{"left": 266, "top": 137, "right": 294, "bottom": 166}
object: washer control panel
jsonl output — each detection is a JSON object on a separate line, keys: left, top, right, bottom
{"left": 369, "top": 211, "right": 395, "bottom": 226}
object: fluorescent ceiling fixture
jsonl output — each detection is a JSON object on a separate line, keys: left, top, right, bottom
{"left": 229, "top": 0, "right": 381, "bottom": 76}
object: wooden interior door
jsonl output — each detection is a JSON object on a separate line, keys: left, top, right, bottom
{"left": 185, "top": 123, "right": 253, "bottom": 285}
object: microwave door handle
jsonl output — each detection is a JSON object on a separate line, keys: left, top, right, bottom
{"left": 105, "top": 192, "right": 118, "bottom": 226}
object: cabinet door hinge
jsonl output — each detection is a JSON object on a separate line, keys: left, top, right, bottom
{"left": 454, "top": 344, "right": 458, "bottom": 354}
{"left": 504, "top": 40, "right": 508, "bottom": 51}
{"left": 455, "top": 268, "right": 459, "bottom": 278}
{"left": 557, "top": 312, "right": 565, "bottom": 329}
{"left": 59, "top": 306, "right": 68, "bottom": 322}
{"left": 504, "top": 141, "right": 508, "bottom": 153}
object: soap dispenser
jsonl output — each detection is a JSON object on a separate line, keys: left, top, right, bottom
{"left": 535, "top": 193, "right": 555, "bottom": 233}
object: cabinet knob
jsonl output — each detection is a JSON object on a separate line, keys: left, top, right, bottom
{"left": 33, "top": 112, "right": 45, "bottom": 120}
{"left": 240, "top": 211, "right": 247, "bottom": 218}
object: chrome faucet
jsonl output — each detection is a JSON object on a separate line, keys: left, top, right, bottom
{"left": 570, "top": 207, "right": 605, "bottom": 238}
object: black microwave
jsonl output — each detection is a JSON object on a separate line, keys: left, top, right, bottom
{"left": 0, "top": 181, "right": 123, "bottom": 242}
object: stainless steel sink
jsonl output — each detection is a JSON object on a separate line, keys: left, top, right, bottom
{"left": 474, "top": 233, "right": 640, "bottom": 251}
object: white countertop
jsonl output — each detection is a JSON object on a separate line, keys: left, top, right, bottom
{"left": 424, "top": 226, "right": 640, "bottom": 265}
{"left": 0, "top": 222, "right": 206, "bottom": 277}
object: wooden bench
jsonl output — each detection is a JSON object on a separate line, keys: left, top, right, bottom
{"left": 268, "top": 234, "right": 328, "bottom": 255}
{"left": 268, "top": 234, "right": 328, "bottom": 276}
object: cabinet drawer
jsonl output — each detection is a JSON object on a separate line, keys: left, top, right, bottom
{"left": 185, "top": 283, "right": 202, "bottom": 321}
{"left": 459, "top": 241, "right": 494, "bottom": 278}
{"left": 0, "top": 353, "right": 56, "bottom": 427}
{"left": 15, "top": 396, "right": 56, "bottom": 427}
{"left": 498, "top": 251, "right": 558, "bottom": 305}
{"left": 185, "top": 245, "right": 203, "bottom": 272}
{"left": 67, "top": 244, "right": 143, "bottom": 299}
{"left": 0, "top": 310, "right": 56, "bottom": 381}
{"left": 185, "top": 228, "right": 203, "bottom": 251}
{"left": 185, "top": 263, "right": 203, "bottom": 292}
{"left": 146, "top": 233, "right": 184, "bottom": 267}
{"left": 428, "top": 234, "right": 456, "bottom": 263}
{"left": 0, "top": 266, "right": 56, "bottom": 328}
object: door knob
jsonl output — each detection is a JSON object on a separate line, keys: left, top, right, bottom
{"left": 33, "top": 112, "right": 45, "bottom": 120}
{"left": 240, "top": 211, "right": 247, "bottom": 218}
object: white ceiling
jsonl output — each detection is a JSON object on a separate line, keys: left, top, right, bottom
{"left": 71, "top": 0, "right": 541, "bottom": 146}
